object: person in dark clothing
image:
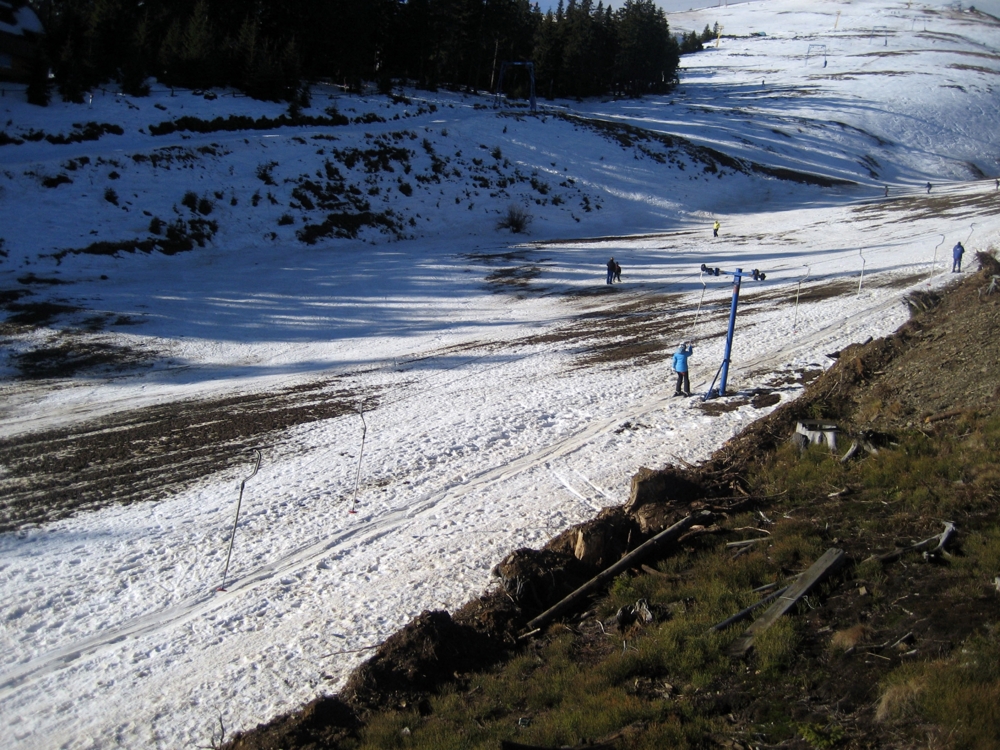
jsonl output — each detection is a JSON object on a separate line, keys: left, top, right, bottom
{"left": 613, "top": 261, "right": 622, "bottom": 282}
{"left": 926, "top": 181, "right": 932, "bottom": 194}
{"left": 606, "top": 257, "right": 616, "bottom": 284}
{"left": 672, "top": 343, "right": 693, "bottom": 396}
{"left": 952, "top": 241, "right": 965, "bottom": 273}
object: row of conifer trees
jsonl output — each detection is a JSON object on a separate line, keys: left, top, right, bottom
{"left": 27, "top": 0, "right": 714, "bottom": 105}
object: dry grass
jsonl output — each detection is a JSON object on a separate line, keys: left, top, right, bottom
{"left": 830, "top": 623, "right": 872, "bottom": 652}
{"left": 876, "top": 674, "right": 926, "bottom": 723}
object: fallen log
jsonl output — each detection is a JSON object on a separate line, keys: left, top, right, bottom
{"left": 923, "top": 408, "right": 964, "bottom": 424}
{"left": 728, "top": 548, "right": 846, "bottom": 656}
{"left": 525, "top": 514, "right": 698, "bottom": 633}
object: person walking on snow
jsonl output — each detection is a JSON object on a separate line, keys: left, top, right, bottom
{"left": 673, "top": 342, "right": 694, "bottom": 396}
{"left": 613, "top": 260, "right": 622, "bottom": 283}
{"left": 926, "top": 181, "right": 932, "bottom": 194}
{"left": 713, "top": 220, "right": 721, "bottom": 238}
{"left": 606, "top": 256, "right": 616, "bottom": 285}
{"left": 952, "top": 241, "right": 965, "bottom": 273}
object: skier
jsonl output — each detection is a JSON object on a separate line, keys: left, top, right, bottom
{"left": 606, "top": 256, "right": 616, "bottom": 285}
{"left": 672, "top": 342, "right": 694, "bottom": 396}
{"left": 713, "top": 220, "right": 721, "bottom": 238}
{"left": 884, "top": 185, "right": 889, "bottom": 197}
{"left": 926, "top": 181, "right": 932, "bottom": 194}
{"left": 952, "top": 241, "right": 965, "bottom": 273}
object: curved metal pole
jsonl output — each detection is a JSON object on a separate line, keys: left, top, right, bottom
{"left": 694, "top": 268, "right": 707, "bottom": 325}
{"left": 349, "top": 403, "right": 368, "bottom": 515}
{"left": 219, "top": 448, "right": 262, "bottom": 591}
{"left": 857, "top": 248, "right": 866, "bottom": 296}
{"left": 793, "top": 265, "right": 810, "bottom": 332}
{"left": 932, "top": 233, "right": 945, "bottom": 266}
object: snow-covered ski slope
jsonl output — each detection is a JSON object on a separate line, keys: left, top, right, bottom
{"left": 1, "top": 0, "right": 999, "bottom": 747}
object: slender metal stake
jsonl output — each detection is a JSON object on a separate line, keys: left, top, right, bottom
{"left": 793, "top": 265, "right": 810, "bottom": 332}
{"left": 219, "top": 449, "right": 262, "bottom": 591}
{"left": 349, "top": 403, "right": 367, "bottom": 514}
{"left": 933, "top": 233, "right": 945, "bottom": 266}
{"left": 857, "top": 248, "right": 866, "bottom": 296}
{"left": 694, "top": 268, "right": 707, "bottom": 326}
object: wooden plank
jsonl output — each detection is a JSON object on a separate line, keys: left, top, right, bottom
{"left": 708, "top": 585, "right": 789, "bottom": 633}
{"left": 728, "top": 548, "right": 845, "bottom": 656}
{"left": 525, "top": 514, "right": 696, "bottom": 633}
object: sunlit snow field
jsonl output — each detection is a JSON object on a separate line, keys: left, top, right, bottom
{"left": 1, "top": 0, "right": 999, "bottom": 747}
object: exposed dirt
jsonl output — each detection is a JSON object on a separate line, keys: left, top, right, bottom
{"left": 222, "top": 255, "right": 1000, "bottom": 749}
{"left": 0, "top": 380, "right": 367, "bottom": 532}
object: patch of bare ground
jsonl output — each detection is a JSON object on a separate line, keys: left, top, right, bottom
{"left": 523, "top": 292, "right": 712, "bottom": 369}
{"left": 0, "top": 380, "right": 367, "bottom": 532}
{"left": 528, "top": 229, "right": 701, "bottom": 246}
{"left": 225, "top": 254, "right": 1000, "bottom": 750}
{"left": 852, "top": 186, "right": 1000, "bottom": 224}
{"left": 744, "top": 278, "right": 858, "bottom": 305}
{"left": 462, "top": 249, "right": 553, "bottom": 296}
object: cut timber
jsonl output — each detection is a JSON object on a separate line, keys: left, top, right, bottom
{"left": 728, "top": 548, "right": 845, "bottom": 656}
{"left": 525, "top": 514, "right": 697, "bottom": 633}
{"left": 708, "top": 585, "right": 789, "bottom": 633}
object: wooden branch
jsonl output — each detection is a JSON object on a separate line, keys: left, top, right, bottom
{"left": 725, "top": 538, "right": 765, "bottom": 549}
{"left": 864, "top": 522, "right": 956, "bottom": 565}
{"left": 728, "top": 548, "right": 846, "bottom": 656}
{"left": 839, "top": 441, "right": 859, "bottom": 463}
{"left": 525, "top": 515, "right": 697, "bottom": 633}
{"left": 640, "top": 564, "right": 670, "bottom": 578}
{"left": 923, "top": 408, "right": 964, "bottom": 424}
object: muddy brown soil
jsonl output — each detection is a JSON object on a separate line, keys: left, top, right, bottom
{"left": 0, "top": 380, "right": 367, "bottom": 532}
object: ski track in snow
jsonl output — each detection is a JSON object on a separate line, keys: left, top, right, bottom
{"left": 2, "top": 0, "right": 1000, "bottom": 746}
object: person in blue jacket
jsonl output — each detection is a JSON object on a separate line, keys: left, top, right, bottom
{"left": 672, "top": 342, "right": 694, "bottom": 396}
{"left": 952, "top": 241, "right": 965, "bottom": 273}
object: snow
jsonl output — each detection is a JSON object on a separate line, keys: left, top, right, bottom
{"left": 0, "top": 3, "right": 44, "bottom": 37}
{"left": 1, "top": 0, "right": 999, "bottom": 747}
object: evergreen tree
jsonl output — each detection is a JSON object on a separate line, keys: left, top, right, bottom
{"left": 533, "top": 9, "right": 564, "bottom": 99}
{"left": 31, "top": 0, "right": 681, "bottom": 102}
{"left": 613, "top": 0, "right": 677, "bottom": 97}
